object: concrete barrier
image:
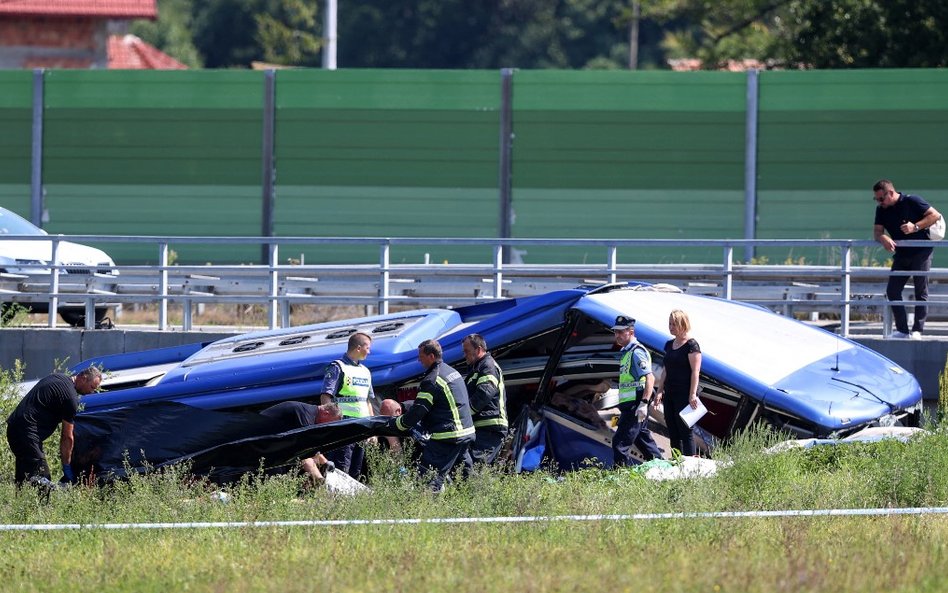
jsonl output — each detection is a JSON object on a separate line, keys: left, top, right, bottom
{"left": 851, "top": 337, "right": 947, "bottom": 402}
{"left": 1, "top": 329, "right": 945, "bottom": 401}
{"left": 0, "top": 328, "right": 238, "bottom": 379}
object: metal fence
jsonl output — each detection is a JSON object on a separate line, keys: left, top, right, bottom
{"left": 2, "top": 235, "right": 944, "bottom": 336}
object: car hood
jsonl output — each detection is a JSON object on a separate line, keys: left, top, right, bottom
{"left": 0, "top": 239, "right": 114, "bottom": 266}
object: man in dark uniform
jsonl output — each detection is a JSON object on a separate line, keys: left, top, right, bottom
{"left": 6, "top": 367, "right": 102, "bottom": 485}
{"left": 873, "top": 179, "right": 943, "bottom": 339}
{"left": 461, "top": 333, "right": 507, "bottom": 468}
{"left": 388, "top": 339, "right": 475, "bottom": 491}
{"left": 610, "top": 316, "right": 663, "bottom": 466}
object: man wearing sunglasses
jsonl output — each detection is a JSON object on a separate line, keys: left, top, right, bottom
{"left": 873, "top": 179, "right": 942, "bottom": 339}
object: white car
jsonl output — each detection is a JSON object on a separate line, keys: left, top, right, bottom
{"left": 0, "top": 206, "right": 117, "bottom": 326}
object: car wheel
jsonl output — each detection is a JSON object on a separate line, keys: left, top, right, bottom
{"left": 60, "top": 307, "right": 110, "bottom": 328}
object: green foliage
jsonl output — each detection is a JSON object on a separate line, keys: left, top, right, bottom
{"left": 3, "top": 427, "right": 948, "bottom": 590}
{"left": 130, "top": 0, "right": 203, "bottom": 67}
{"left": 123, "top": 0, "right": 948, "bottom": 70}
{"left": 939, "top": 353, "right": 948, "bottom": 424}
{"left": 784, "top": 0, "right": 948, "bottom": 68}
{"left": 0, "top": 303, "right": 30, "bottom": 327}
{"left": 0, "top": 361, "right": 25, "bottom": 481}
{"left": 653, "top": 0, "right": 948, "bottom": 68}
{"left": 191, "top": 0, "right": 321, "bottom": 67}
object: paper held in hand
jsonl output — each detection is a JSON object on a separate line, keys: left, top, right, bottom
{"left": 679, "top": 399, "right": 708, "bottom": 428}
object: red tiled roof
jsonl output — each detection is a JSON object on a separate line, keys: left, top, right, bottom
{"left": 0, "top": 0, "right": 156, "bottom": 19}
{"left": 108, "top": 34, "right": 186, "bottom": 69}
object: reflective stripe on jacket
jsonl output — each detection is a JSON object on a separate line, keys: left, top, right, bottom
{"left": 395, "top": 361, "right": 475, "bottom": 442}
{"left": 466, "top": 354, "right": 508, "bottom": 431}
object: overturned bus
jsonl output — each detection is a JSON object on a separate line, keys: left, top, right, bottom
{"left": 71, "top": 282, "right": 922, "bottom": 476}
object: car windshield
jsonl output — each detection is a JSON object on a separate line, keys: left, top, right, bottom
{"left": 0, "top": 208, "right": 44, "bottom": 235}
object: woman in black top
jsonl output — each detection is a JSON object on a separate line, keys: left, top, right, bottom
{"left": 656, "top": 309, "right": 702, "bottom": 456}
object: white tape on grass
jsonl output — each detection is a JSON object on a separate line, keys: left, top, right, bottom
{"left": 4, "top": 507, "right": 948, "bottom": 532}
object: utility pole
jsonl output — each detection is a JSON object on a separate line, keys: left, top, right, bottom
{"left": 323, "top": 0, "right": 337, "bottom": 69}
{"left": 628, "top": 0, "right": 640, "bottom": 70}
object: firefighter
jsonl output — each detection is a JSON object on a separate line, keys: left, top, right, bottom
{"left": 388, "top": 339, "right": 475, "bottom": 491}
{"left": 461, "top": 333, "right": 508, "bottom": 468}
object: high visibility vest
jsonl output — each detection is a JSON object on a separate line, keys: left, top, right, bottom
{"left": 333, "top": 359, "right": 373, "bottom": 418}
{"left": 618, "top": 343, "right": 649, "bottom": 404}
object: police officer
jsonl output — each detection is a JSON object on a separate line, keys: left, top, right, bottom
{"left": 462, "top": 333, "right": 507, "bottom": 468}
{"left": 611, "top": 316, "right": 663, "bottom": 466}
{"left": 320, "top": 331, "right": 375, "bottom": 478}
{"left": 389, "top": 339, "right": 475, "bottom": 491}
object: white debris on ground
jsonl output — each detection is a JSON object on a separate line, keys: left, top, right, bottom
{"left": 209, "top": 490, "right": 232, "bottom": 503}
{"left": 764, "top": 426, "right": 926, "bottom": 454}
{"left": 325, "top": 469, "right": 370, "bottom": 495}
{"left": 644, "top": 456, "right": 723, "bottom": 481}
{"left": 642, "top": 426, "right": 926, "bottom": 481}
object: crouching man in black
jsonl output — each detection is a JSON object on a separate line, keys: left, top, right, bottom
{"left": 6, "top": 367, "right": 102, "bottom": 486}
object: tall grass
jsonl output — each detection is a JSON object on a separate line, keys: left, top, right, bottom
{"left": 3, "top": 364, "right": 948, "bottom": 590}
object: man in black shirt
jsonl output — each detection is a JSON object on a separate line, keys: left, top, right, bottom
{"left": 6, "top": 367, "right": 102, "bottom": 485}
{"left": 873, "top": 179, "right": 943, "bottom": 339}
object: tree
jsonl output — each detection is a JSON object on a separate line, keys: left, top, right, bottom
{"left": 784, "top": 0, "right": 948, "bottom": 68}
{"left": 135, "top": 0, "right": 670, "bottom": 70}
{"left": 191, "top": 0, "right": 321, "bottom": 68}
{"left": 131, "top": 0, "right": 203, "bottom": 67}
{"left": 337, "top": 0, "right": 666, "bottom": 69}
{"left": 650, "top": 0, "right": 948, "bottom": 68}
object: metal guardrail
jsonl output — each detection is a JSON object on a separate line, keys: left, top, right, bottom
{"left": 1, "top": 235, "right": 945, "bottom": 336}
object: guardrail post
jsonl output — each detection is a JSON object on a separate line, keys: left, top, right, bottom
{"left": 493, "top": 243, "right": 504, "bottom": 298}
{"left": 260, "top": 69, "right": 276, "bottom": 265}
{"left": 722, "top": 245, "right": 733, "bottom": 300}
{"left": 882, "top": 303, "right": 891, "bottom": 337}
{"left": 84, "top": 275, "right": 95, "bottom": 330}
{"left": 30, "top": 69, "right": 44, "bottom": 227}
{"left": 379, "top": 243, "right": 390, "bottom": 315}
{"left": 158, "top": 243, "right": 169, "bottom": 330}
{"left": 607, "top": 246, "right": 618, "bottom": 284}
{"left": 183, "top": 293, "right": 192, "bottom": 331}
{"left": 840, "top": 243, "right": 851, "bottom": 337}
{"left": 498, "top": 68, "right": 514, "bottom": 265}
{"left": 268, "top": 243, "right": 279, "bottom": 329}
{"left": 47, "top": 238, "right": 59, "bottom": 328}
{"left": 743, "top": 69, "right": 759, "bottom": 264}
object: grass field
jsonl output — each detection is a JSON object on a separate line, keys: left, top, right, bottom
{"left": 2, "top": 426, "right": 948, "bottom": 592}
{"left": 3, "top": 364, "right": 948, "bottom": 592}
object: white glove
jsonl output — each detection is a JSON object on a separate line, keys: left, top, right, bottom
{"left": 635, "top": 401, "right": 648, "bottom": 422}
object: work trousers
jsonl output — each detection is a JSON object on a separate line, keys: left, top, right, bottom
{"left": 612, "top": 402, "right": 663, "bottom": 466}
{"left": 6, "top": 425, "right": 50, "bottom": 485}
{"left": 417, "top": 437, "right": 472, "bottom": 492}
{"left": 325, "top": 442, "right": 366, "bottom": 480}
{"left": 887, "top": 250, "right": 933, "bottom": 333}
{"left": 462, "top": 428, "right": 506, "bottom": 476}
